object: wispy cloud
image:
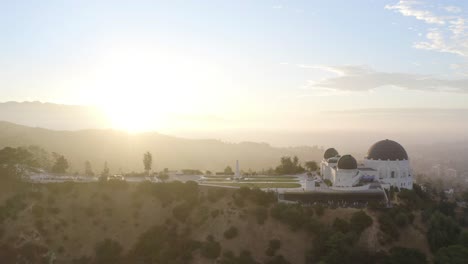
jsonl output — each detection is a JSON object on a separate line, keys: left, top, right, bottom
{"left": 444, "top": 6, "right": 462, "bottom": 14}
{"left": 304, "top": 65, "right": 468, "bottom": 93}
{"left": 385, "top": 1, "right": 445, "bottom": 24}
{"left": 386, "top": 1, "right": 468, "bottom": 57}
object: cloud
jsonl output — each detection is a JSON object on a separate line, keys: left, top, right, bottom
{"left": 386, "top": 1, "right": 468, "bottom": 57}
{"left": 444, "top": 6, "right": 462, "bottom": 14}
{"left": 385, "top": 1, "right": 445, "bottom": 24}
{"left": 305, "top": 65, "right": 468, "bottom": 93}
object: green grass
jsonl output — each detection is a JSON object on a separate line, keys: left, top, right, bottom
{"left": 206, "top": 182, "right": 302, "bottom": 188}
{"left": 203, "top": 176, "right": 296, "bottom": 180}
{"left": 203, "top": 178, "right": 298, "bottom": 183}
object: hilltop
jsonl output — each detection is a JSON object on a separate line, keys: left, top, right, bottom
{"left": 0, "top": 181, "right": 435, "bottom": 264}
{"left": 0, "top": 121, "right": 323, "bottom": 173}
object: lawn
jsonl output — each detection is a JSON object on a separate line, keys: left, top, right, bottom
{"left": 206, "top": 182, "right": 302, "bottom": 188}
{"left": 203, "top": 178, "right": 298, "bottom": 183}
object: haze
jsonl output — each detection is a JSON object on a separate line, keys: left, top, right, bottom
{"left": 1, "top": 1, "right": 468, "bottom": 147}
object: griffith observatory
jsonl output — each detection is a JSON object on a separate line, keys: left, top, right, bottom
{"left": 320, "top": 139, "right": 413, "bottom": 190}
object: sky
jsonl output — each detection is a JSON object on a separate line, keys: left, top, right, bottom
{"left": 1, "top": 0, "right": 468, "bottom": 140}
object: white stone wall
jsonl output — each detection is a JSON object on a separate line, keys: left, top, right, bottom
{"left": 363, "top": 159, "right": 413, "bottom": 190}
{"left": 321, "top": 160, "right": 338, "bottom": 181}
{"left": 333, "top": 169, "right": 361, "bottom": 187}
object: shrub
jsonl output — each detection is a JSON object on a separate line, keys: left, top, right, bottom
{"left": 265, "top": 239, "right": 281, "bottom": 256}
{"left": 207, "top": 188, "right": 227, "bottom": 202}
{"left": 435, "top": 245, "right": 468, "bottom": 264}
{"left": 211, "top": 209, "right": 220, "bottom": 218}
{"left": 31, "top": 205, "right": 45, "bottom": 218}
{"left": 313, "top": 204, "right": 325, "bottom": 216}
{"left": 219, "top": 250, "right": 259, "bottom": 264}
{"left": 332, "top": 218, "right": 350, "bottom": 233}
{"left": 223, "top": 226, "right": 238, "bottom": 239}
{"left": 254, "top": 207, "right": 268, "bottom": 225}
{"left": 129, "top": 224, "right": 199, "bottom": 263}
{"left": 85, "top": 207, "right": 96, "bottom": 217}
{"left": 265, "top": 255, "right": 290, "bottom": 264}
{"left": 350, "top": 211, "right": 373, "bottom": 233}
{"left": 172, "top": 202, "right": 193, "bottom": 222}
{"left": 385, "top": 247, "right": 428, "bottom": 264}
{"left": 94, "top": 239, "right": 123, "bottom": 264}
{"left": 47, "top": 207, "right": 61, "bottom": 215}
{"left": 427, "top": 211, "right": 461, "bottom": 252}
{"left": 201, "top": 235, "right": 221, "bottom": 259}
{"left": 270, "top": 203, "right": 312, "bottom": 231}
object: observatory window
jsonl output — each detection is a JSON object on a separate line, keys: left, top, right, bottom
{"left": 391, "top": 171, "right": 395, "bottom": 178}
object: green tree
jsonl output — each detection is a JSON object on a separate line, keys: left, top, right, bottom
{"left": 427, "top": 212, "right": 461, "bottom": 252}
{"left": 275, "top": 156, "right": 305, "bottom": 175}
{"left": 157, "top": 173, "right": 169, "bottom": 182}
{"left": 84, "top": 160, "right": 94, "bottom": 176}
{"left": 223, "top": 226, "right": 239, "bottom": 239}
{"left": 224, "top": 166, "right": 234, "bottom": 175}
{"left": 384, "top": 247, "right": 428, "bottom": 264}
{"left": 350, "top": 211, "right": 373, "bottom": 234}
{"left": 201, "top": 235, "right": 221, "bottom": 259}
{"left": 94, "top": 239, "right": 123, "bottom": 264}
{"left": 435, "top": 245, "right": 468, "bottom": 264}
{"left": 143, "top": 152, "right": 152, "bottom": 176}
{"left": 305, "top": 161, "right": 318, "bottom": 172}
{"left": 332, "top": 218, "right": 350, "bottom": 233}
{"left": 101, "top": 161, "right": 110, "bottom": 178}
{"left": 51, "top": 155, "right": 69, "bottom": 174}
{"left": 266, "top": 239, "right": 281, "bottom": 256}
{"left": 0, "top": 147, "right": 35, "bottom": 166}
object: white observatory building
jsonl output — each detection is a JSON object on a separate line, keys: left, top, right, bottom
{"left": 320, "top": 139, "right": 413, "bottom": 190}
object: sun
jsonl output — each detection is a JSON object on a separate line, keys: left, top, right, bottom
{"left": 101, "top": 102, "right": 154, "bottom": 132}
{"left": 82, "top": 42, "right": 221, "bottom": 132}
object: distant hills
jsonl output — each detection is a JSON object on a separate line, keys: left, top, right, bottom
{"left": 0, "top": 101, "right": 110, "bottom": 130}
{"left": 0, "top": 121, "right": 323, "bottom": 173}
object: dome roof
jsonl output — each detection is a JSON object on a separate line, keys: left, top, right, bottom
{"left": 337, "top": 155, "right": 357, "bottom": 170}
{"left": 324, "top": 148, "right": 339, "bottom": 159}
{"left": 366, "top": 139, "right": 408, "bottom": 161}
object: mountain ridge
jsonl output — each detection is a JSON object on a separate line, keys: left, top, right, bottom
{"left": 0, "top": 121, "right": 323, "bottom": 173}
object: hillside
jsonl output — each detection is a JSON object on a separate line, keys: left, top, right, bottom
{"left": 0, "top": 121, "right": 323, "bottom": 173}
{"left": 0, "top": 102, "right": 110, "bottom": 131}
{"left": 0, "top": 181, "right": 433, "bottom": 264}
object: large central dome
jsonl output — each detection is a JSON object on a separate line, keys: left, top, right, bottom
{"left": 366, "top": 139, "right": 408, "bottom": 161}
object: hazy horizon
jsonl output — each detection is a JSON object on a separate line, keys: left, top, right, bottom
{"left": 1, "top": 101, "right": 468, "bottom": 150}
{"left": 2, "top": 0, "right": 468, "bottom": 141}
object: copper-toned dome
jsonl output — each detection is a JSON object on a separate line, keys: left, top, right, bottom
{"left": 366, "top": 139, "right": 408, "bottom": 161}
{"left": 337, "top": 155, "right": 357, "bottom": 170}
{"left": 324, "top": 148, "right": 339, "bottom": 159}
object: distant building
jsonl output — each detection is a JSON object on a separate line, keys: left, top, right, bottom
{"left": 446, "top": 168, "right": 457, "bottom": 178}
{"left": 321, "top": 139, "right": 413, "bottom": 190}
{"left": 431, "top": 164, "right": 441, "bottom": 177}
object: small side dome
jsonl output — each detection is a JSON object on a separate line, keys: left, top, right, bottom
{"left": 324, "top": 148, "right": 339, "bottom": 159}
{"left": 337, "top": 155, "right": 357, "bottom": 170}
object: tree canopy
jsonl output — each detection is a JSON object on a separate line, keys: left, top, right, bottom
{"left": 275, "top": 156, "right": 305, "bottom": 175}
{"left": 143, "top": 151, "right": 152, "bottom": 174}
{"left": 51, "top": 155, "right": 69, "bottom": 174}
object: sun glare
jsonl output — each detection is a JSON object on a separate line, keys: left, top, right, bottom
{"left": 87, "top": 44, "right": 186, "bottom": 132}
{"left": 75, "top": 42, "right": 226, "bottom": 132}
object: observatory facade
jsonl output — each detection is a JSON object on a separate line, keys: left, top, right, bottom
{"left": 320, "top": 139, "right": 413, "bottom": 190}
